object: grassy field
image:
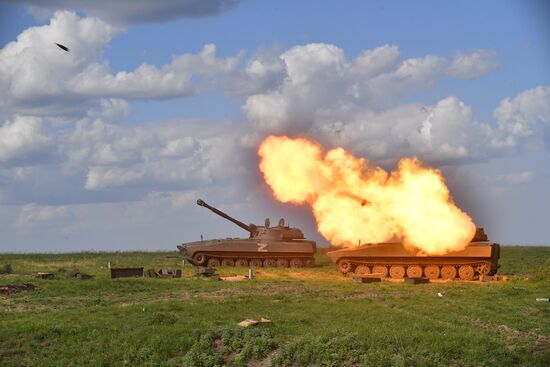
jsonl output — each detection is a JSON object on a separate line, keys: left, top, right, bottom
{"left": 1, "top": 247, "right": 549, "bottom": 367}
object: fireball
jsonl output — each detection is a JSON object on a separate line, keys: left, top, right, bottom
{"left": 258, "top": 136, "right": 475, "bottom": 255}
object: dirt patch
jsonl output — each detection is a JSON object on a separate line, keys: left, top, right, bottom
{"left": 251, "top": 270, "right": 343, "bottom": 281}
{"left": 220, "top": 275, "right": 248, "bottom": 282}
{"left": 247, "top": 356, "right": 273, "bottom": 367}
{"left": 0, "top": 283, "right": 37, "bottom": 295}
{"left": 473, "top": 319, "right": 550, "bottom": 356}
{"left": 252, "top": 271, "right": 279, "bottom": 279}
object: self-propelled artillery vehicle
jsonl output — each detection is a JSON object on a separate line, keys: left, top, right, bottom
{"left": 327, "top": 228, "right": 500, "bottom": 280}
{"left": 177, "top": 199, "right": 316, "bottom": 267}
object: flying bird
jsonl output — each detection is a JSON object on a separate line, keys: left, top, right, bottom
{"left": 55, "top": 43, "right": 69, "bottom": 52}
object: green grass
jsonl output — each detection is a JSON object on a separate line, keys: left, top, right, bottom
{"left": 1, "top": 247, "right": 549, "bottom": 366}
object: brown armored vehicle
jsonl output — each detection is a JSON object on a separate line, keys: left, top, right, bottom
{"left": 177, "top": 199, "right": 316, "bottom": 267}
{"left": 327, "top": 228, "right": 500, "bottom": 280}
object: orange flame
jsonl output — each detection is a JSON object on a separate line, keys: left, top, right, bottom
{"left": 258, "top": 136, "right": 476, "bottom": 255}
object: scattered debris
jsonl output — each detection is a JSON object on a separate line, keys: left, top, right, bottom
{"left": 35, "top": 272, "right": 54, "bottom": 279}
{"left": 535, "top": 298, "right": 549, "bottom": 302}
{"left": 145, "top": 269, "right": 157, "bottom": 277}
{"left": 220, "top": 275, "right": 248, "bottom": 282}
{"left": 63, "top": 269, "right": 93, "bottom": 280}
{"left": 66, "top": 269, "right": 80, "bottom": 278}
{"left": 1, "top": 264, "right": 13, "bottom": 274}
{"left": 110, "top": 267, "right": 144, "bottom": 279}
{"left": 404, "top": 277, "right": 430, "bottom": 284}
{"left": 160, "top": 268, "right": 182, "bottom": 278}
{"left": 479, "top": 275, "right": 494, "bottom": 282}
{"left": 437, "top": 292, "right": 444, "bottom": 298}
{"left": 195, "top": 266, "right": 220, "bottom": 280}
{"left": 248, "top": 267, "right": 254, "bottom": 280}
{"left": 0, "top": 283, "right": 37, "bottom": 295}
{"left": 145, "top": 269, "right": 182, "bottom": 278}
{"left": 238, "top": 317, "right": 272, "bottom": 327}
{"left": 479, "top": 274, "right": 508, "bottom": 282}
{"left": 494, "top": 274, "right": 509, "bottom": 282}
{"left": 352, "top": 277, "right": 381, "bottom": 283}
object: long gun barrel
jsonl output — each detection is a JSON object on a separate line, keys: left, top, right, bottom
{"left": 196, "top": 199, "right": 252, "bottom": 233}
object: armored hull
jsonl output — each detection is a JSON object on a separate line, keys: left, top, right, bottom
{"left": 327, "top": 236, "right": 500, "bottom": 280}
{"left": 178, "top": 199, "right": 317, "bottom": 267}
{"left": 178, "top": 238, "right": 316, "bottom": 267}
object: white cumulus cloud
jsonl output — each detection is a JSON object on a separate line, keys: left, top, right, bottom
{"left": 241, "top": 43, "right": 549, "bottom": 166}
{"left": 0, "top": 11, "right": 243, "bottom": 120}
{"left": 17, "top": 203, "right": 73, "bottom": 227}
{"left": 491, "top": 86, "right": 550, "bottom": 149}
{"left": 446, "top": 49, "right": 500, "bottom": 79}
{"left": 0, "top": 115, "right": 53, "bottom": 164}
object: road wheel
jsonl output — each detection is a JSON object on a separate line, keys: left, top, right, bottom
{"left": 290, "top": 258, "right": 303, "bottom": 268}
{"left": 441, "top": 265, "right": 457, "bottom": 280}
{"left": 221, "top": 258, "right": 234, "bottom": 266}
{"left": 355, "top": 265, "right": 371, "bottom": 276}
{"left": 338, "top": 260, "right": 352, "bottom": 273}
{"left": 303, "top": 258, "right": 315, "bottom": 267}
{"left": 389, "top": 265, "right": 405, "bottom": 279}
{"left": 424, "top": 265, "right": 440, "bottom": 279}
{"left": 371, "top": 265, "right": 388, "bottom": 278}
{"left": 235, "top": 259, "right": 248, "bottom": 267}
{"left": 263, "top": 258, "right": 276, "bottom": 267}
{"left": 207, "top": 258, "right": 220, "bottom": 267}
{"left": 250, "top": 259, "right": 263, "bottom": 267}
{"left": 276, "top": 259, "right": 289, "bottom": 267}
{"left": 458, "top": 265, "right": 475, "bottom": 281}
{"left": 406, "top": 265, "right": 423, "bottom": 278}
{"left": 193, "top": 254, "right": 206, "bottom": 265}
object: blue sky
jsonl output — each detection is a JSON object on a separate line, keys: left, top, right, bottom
{"left": 3, "top": 0, "right": 548, "bottom": 123}
{"left": 0, "top": 0, "right": 549, "bottom": 251}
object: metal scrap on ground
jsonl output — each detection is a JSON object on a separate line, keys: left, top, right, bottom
{"left": 66, "top": 269, "right": 93, "bottom": 280}
{"left": 195, "top": 266, "right": 220, "bottom": 280}
{"left": 35, "top": 272, "right": 54, "bottom": 279}
{"left": 238, "top": 317, "right": 272, "bottom": 327}
{"left": 145, "top": 269, "right": 182, "bottom": 278}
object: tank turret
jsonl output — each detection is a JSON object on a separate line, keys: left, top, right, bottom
{"left": 196, "top": 199, "right": 305, "bottom": 240}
